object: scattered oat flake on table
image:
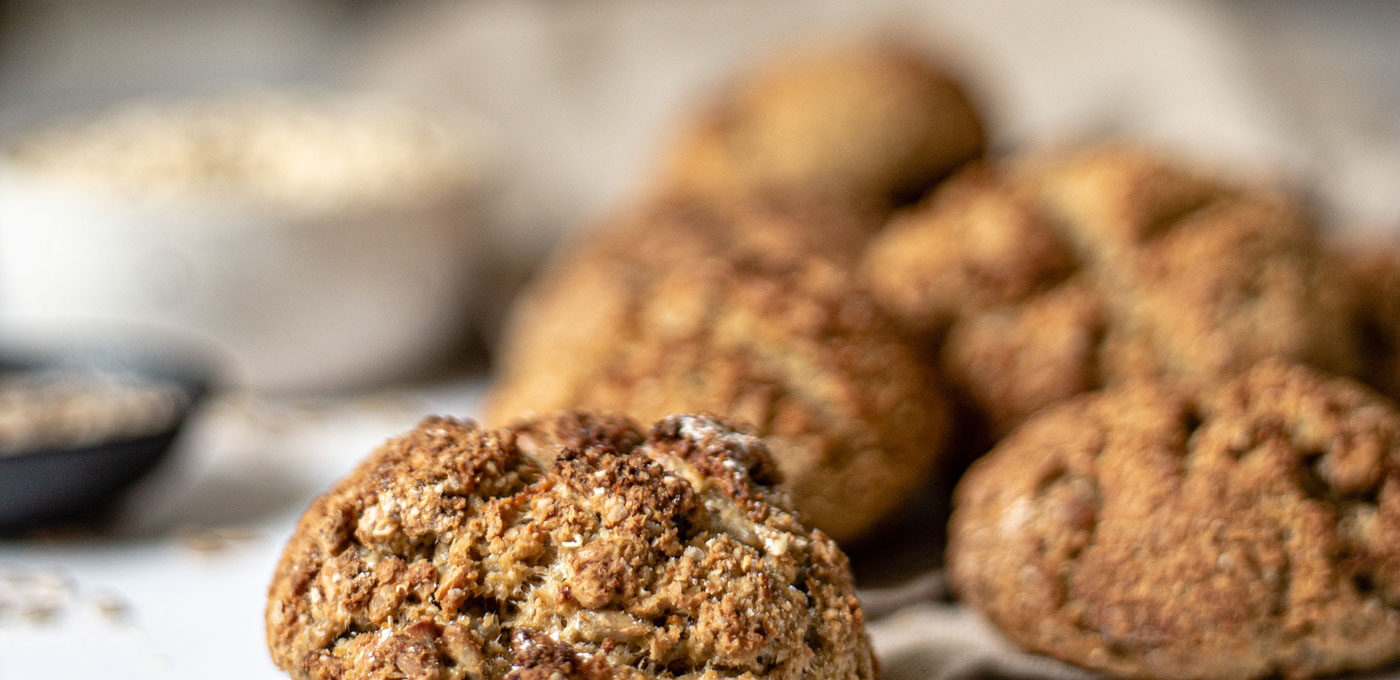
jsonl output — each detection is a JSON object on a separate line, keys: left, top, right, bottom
{"left": 0, "top": 564, "right": 74, "bottom": 626}
{"left": 177, "top": 525, "right": 259, "bottom": 555}
{"left": 90, "top": 591, "right": 132, "bottom": 624}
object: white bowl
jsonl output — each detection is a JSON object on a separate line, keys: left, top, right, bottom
{"left": 0, "top": 94, "right": 488, "bottom": 392}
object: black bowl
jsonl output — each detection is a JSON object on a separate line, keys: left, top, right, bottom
{"left": 0, "top": 345, "right": 212, "bottom": 530}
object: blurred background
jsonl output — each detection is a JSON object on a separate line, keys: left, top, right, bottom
{"left": 2, "top": 0, "right": 1399, "bottom": 393}
{"left": 0, "top": 1, "right": 1398, "bottom": 677}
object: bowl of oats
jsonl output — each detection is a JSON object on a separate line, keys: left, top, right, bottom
{"left": 0, "top": 344, "right": 209, "bottom": 529}
{"left": 0, "top": 92, "right": 490, "bottom": 392}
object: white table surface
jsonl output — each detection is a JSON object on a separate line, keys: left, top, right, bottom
{"left": 0, "top": 379, "right": 489, "bottom": 678}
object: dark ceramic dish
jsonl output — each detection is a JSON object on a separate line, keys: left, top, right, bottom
{"left": 0, "top": 345, "right": 211, "bottom": 529}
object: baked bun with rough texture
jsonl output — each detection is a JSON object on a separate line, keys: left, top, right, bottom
{"left": 949, "top": 360, "right": 1400, "bottom": 679}
{"left": 486, "top": 199, "right": 951, "bottom": 543}
{"left": 267, "top": 411, "right": 876, "bottom": 680}
{"left": 658, "top": 42, "right": 986, "bottom": 211}
{"left": 862, "top": 144, "right": 1355, "bottom": 437}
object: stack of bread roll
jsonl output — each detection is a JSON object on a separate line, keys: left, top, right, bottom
{"left": 267, "top": 39, "right": 1400, "bottom": 680}
{"left": 483, "top": 39, "right": 1400, "bottom": 680}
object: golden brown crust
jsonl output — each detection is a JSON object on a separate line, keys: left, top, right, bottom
{"left": 267, "top": 412, "right": 876, "bottom": 680}
{"left": 862, "top": 165, "right": 1078, "bottom": 340}
{"left": 573, "top": 192, "right": 880, "bottom": 270}
{"left": 1324, "top": 244, "right": 1400, "bottom": 403}
{"left": 658, "top": 42, "right": 986, "bottom": 211}
{"left": 948, "top": 361, "right": 1400, "bottom": 679}
{"left": 1016, "top": 142, "right": 1226, "bottom": 262}
{"left": 487, "top": 198, "right": 951, "bottom": 543}
{"left": 861, "top": 143, "right": 1356, "bottom": 436}
{"left": 941, "top": 277, "right": 1106, "bottom": 436}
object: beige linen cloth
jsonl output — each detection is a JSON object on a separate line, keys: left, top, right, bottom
{"left": 355, "top": 1, "right": 1400, "bottom": 677}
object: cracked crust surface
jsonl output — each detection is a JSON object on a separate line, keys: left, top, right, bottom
{"left": 658, "top": 42, "right": 985, "bottom": 211}
{"left": 267, "top": 411, "right": 875, "bottom": 680}
{"left": 861, "top": 143, "right": 1355, "bottom": 437}
{"left": 486, "top": 198, "right": 951, "bottom": 543}
{"left": 948, "top": 361, "right": 1400, "bottom": 680}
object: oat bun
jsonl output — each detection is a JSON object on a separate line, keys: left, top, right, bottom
{"left": 659, "top": 42, "right": 985, "bottom": 209}
{"left": 949, "top": 361, "right": 1400, "bottom": 679}
{"left": 266, "top": 411, "right": 876, "bottom": 680}
{"left": 862, "top": 143, "right": 1355, "bottom": 437}
{"left": 487, "top": 199, "right": 951, "bottom": 543}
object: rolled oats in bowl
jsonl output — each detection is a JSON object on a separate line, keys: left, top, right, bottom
{"left": 5, "top": 93, "right": 480, "bottom": 212}
{"left": 0, "top": 368, "right": 188, "bottom": 455}
{"left": 0, "top": 93, "right": 490, "bottom": 391}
